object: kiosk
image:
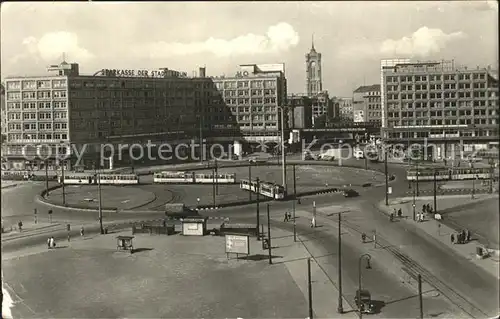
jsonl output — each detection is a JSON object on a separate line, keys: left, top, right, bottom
{"left": 180, "top": 217, "right": 208, "bottom": 236}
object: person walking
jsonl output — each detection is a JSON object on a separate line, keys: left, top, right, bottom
{"left": 451, "top": 233, "right": 455, "bottom": 244}
{"left": 47, "top": 237, "right": 51, "bottom": 249}
{"left": 17, "top": 221, "right": 23, "bottom": 232}
{"left": 283, "top": 212, "right": 289, "bottom": 222}
{"left": 397, "top": 208, "right": 402, "bottom": 218}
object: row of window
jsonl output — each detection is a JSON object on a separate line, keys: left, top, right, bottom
{"left": 389, "top": 83, "right": 488, "bottom": 91}
{"left": 6, "top": 91, "right": 67, "bottom": 100}
{"left": 224, "top": 98, "right": 277, "bottom": 105}
{"left": 386, "top": 73, "right": 488, "bottom": 83}
{"left": 7, "top": 112, "right": 68, "bottom": 120}
{"left": 387, "top": 99, "right": 495, "bottom": 109}
{"left": 237, "top": 115, "right": 278, "bottom": 121}
{"left": 8, "top": 123, "right": 68, "bottom": 130}
{"left": 7, "top": 133, "right": 68, "bottom": 141}
{"left": 223, "top": 89, "right": 277, "bottom": 96}
{"left": 7, "top": 102, "right": 67, "bottom": 110}
{"left": 386, "top": 129, "right": 497, "bottom": 139}
{"left": 388, "top": 109, "right": 495, "bottom": 118}
{"left": 387, "top": 91, "right": 493, "bottom": 100}
{"left": 6, "top": 79, "right": 67, "bottom": 90}
{"left": 387, "top": 118, "right": 496, "bottom": 127}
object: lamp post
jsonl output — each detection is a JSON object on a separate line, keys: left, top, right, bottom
{"left": 95, "top": 169, "right": 104, "bottom": 235}
{"left": 472, "top": 174, "right": 479, "bottom": 199}
{"left": 45, "top": 159, "right": 49, "bottom": 196}
{"left": 358, "top": 253, "right": 372, "bottom": 319}
{"left": 384, "top": 149, "right": 389, "bottom": 206}
{"left": 256, "top": 178, "right": 260, "bottom": 241}
{"left": 412, "top": 179, "right": 416, "bottom": 221}
{"left": 248, "top": 163, "right": 252, "bottom": 201}
{"left": 278, "top": 106, "right": 287, "bottom": 195}
{"left": 61, "top": 160, "right": 66, "bottom": 205}
{"left": 337, "top": 212, "right": 344, "bottom": 314}
{"left": 416, "top": 160, "right": 420, "bottom": 197}
{"left": 292, "top": 198, "right": 297, "bottom": 242}
{"left": 433, "top": 169, "right": 437, "bottom": 213}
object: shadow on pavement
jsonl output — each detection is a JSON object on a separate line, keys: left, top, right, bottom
{"left": 240, "top": 254, "right": 282, "bottom": 261}
{"left": 133, "top": 248, "right": 154, "bottom": 253}
{"left": 384, "top": 290, "right": 435, "bottom": 306}
{"left": 370, "top": 300, "right": 386, "bottom": 314}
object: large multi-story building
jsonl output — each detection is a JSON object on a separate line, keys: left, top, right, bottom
{"left": 305, "top": 38, "right": 322, "bottom": 97}
{"left": 2, "top": 61, "right": 287, "bottom": 169}
{"left": 1, "top": 83, "right": 6, "bottom": 140}
{"left": 352, "top": 85, "right": 381, "bottom": 124}
{"left": 287, "top": 94, "right": 313, "bottom": 129}
{"left": 381, "top": 59, "right": 499, "bottom": 156}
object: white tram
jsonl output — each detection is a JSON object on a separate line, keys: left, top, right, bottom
{"left": 406, "top": 167, "right": 492, "bottom": 181}
{"left": 239, "top": 178, "right": 286, "bottom": 200}
{"left": 59, "top": 173, "right": 139, "bottom": 185}
{"left": 153, "top": 171, "right": 236, "bottom": 184}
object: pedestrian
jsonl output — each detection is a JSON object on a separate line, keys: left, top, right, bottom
{"left": 80, "top": 226, "right": 85, "bottom": 237}
{"left": 18, "top": 221, "right": 23, "bottom": 232}
{"left": 393, "top": 208, "right": 397, "bottom": 216}
{"left": 47, "top": 237, "right": 51, "bottom": 249}
{"left": 451, "top": 233, "right": 455, "bottom": 244}
{"left": 288, "top": 212, "right": 292, "bottom": 221}
{"left": 49, "top": 236, "right": 55, "bottom": 248}
{"left": 419, "top": 213, "right": 424, "bottom": 222}
{"left": 397, "top": 208, "right": 402, "bottom": 218}
{"left": 466, "top": 230, "right": 471, "bottom": 243}
{"left": 283, "top": 212, "right": 288, "bottom": 222}
{"left": 310, "top": 217, "right": 316, "bottom": 228}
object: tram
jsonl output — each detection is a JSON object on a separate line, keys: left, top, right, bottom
{"left": 59, "top": 173, "right": 140, "bottom": 185}
{"left": 239, "top": 178, "right": 286, "bottom": 200}
{"left": 153, "top": 171, "right": 236, "bottom": 184}
{"left": 406, "top": 167, "right": 492, "bottom": 181}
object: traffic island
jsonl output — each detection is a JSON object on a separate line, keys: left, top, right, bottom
{"left": 41, "top": 185, "right": 160, "bottom": 211}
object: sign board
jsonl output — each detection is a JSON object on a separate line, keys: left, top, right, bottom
{"left": 100, "top": 69, "right": 188, "bottom": 78}
{"left": 225, "top": 234, "right": 250, "bottom": 255}
{"left": 388, "top": 187, "right": 393, "bottom": 194}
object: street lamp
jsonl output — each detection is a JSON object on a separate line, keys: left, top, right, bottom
{"left": 412, "top": 180, "right": 416, "bottom": 221}
{"left": 277, "top": 106, "right": 287, "bottom": 195}
{"left": 95, "top": 169, "right": 104, "bottom": 235}
{"left": 358, "top": 253, "right": 372, "bottom": 319}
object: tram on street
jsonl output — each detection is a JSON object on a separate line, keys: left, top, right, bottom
{"left": 239, "top": 178, "right": 286, "bottom": 200}
{"left": 406, "top": 167, "right": 492, "bottom": 181}
{"left": 153, "top": 171, "right": 236, "bottom": 184}
{"left": 59, "top": 173, "right": 140, "bottom": 185}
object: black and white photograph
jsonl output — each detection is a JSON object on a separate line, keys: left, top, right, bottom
{"left": 1, "top": 1, "right": 499, "bottom": 318}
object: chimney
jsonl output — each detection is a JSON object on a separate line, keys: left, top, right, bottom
{"left": 199, "top": 67, "right": 206, "bottom": 78}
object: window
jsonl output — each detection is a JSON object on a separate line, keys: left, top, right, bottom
{"left": 53, "top": 90, "right": 67, "bottom": 98}
{"left": 7, "top": 92, "right": 21, "bottom": 100}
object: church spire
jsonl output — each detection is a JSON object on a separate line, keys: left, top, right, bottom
{"left": 311, "top": 33, "right": 315, "bottom": 51}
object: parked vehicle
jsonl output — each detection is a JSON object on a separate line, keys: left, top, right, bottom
{"left": 354, "top": 289, "right": 375, "bottom": 314}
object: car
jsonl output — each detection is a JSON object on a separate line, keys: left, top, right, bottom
{"left": 343, "top": 189, "right": 359, "bottom": 198}
{"left": 354, "top": 289, "right": 375, "bottom": 314}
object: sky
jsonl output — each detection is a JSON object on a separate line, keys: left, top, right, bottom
{"left": 1, "top": 1, "right": 498, "bottom": 97}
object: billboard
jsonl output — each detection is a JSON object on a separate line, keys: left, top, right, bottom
{"left": 225, "top": 234, "right": 250, "bottom": 255}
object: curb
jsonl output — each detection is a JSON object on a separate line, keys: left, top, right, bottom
{"left": 1, "top": 184, "right": 18, "bottom": 190}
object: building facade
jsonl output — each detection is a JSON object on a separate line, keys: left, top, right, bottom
{"left": 1, "top": 83, "right": 6, "bottom": 140}
{"left": 287, "top": 94, "right": 313, "bottom": 129}
{"left": 305, "top": 39, "right": 322, "bottom": 97}
{"left": 381, "top": 59, "right": 499, "bottom": 156}
{"left": 2, "top": 61, "right": 287, "bottom": 169}
{"left": 337, "top": 97, "right": 354, "bottom": 122}
{"left": 352, "top": 84, "right": 381, "bottom": 124}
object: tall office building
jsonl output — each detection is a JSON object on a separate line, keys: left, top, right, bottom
{"left": 381, "top": 59, "right": 499, "bottom": 155}
{"left": 305, "top": 36, "right": 322, "bottom": 97}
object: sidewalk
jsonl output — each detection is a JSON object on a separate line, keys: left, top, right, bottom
{"left": 378, "top": 195, "right": 499, "bottom": 279}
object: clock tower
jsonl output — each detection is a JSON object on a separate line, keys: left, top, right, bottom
{"left": 305, "top": 35, "right": 322, "bottom": 96}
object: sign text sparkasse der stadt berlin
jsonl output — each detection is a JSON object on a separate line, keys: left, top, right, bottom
{"left": 100, "top": 68, "right": 188, "bottom": 78}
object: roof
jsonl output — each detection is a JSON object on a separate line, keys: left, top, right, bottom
{"left": 353, "top": 84, "right": 381, "bottom": 93}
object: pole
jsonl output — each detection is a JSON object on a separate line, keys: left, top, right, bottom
{"left": 307, "top": 258, "right": 313, "bottom": 319}
{"left": 489, "top": 160, "right": 494, "bottom": 194}
{"left": 472, "top": 176, "right": 475, "bottom": 199}
{"left": 337, "top": 213, "right": 344, "bottom": 314}
{"left": 408, "top": 158, "right": 412, "bottom": 189}
{"left": 215, "top": 158, "right": 219, "bottom": 195}
{"left": 248, "top": 164, "right": 252, "bottom": 201}
{"left": 416, "top": 160, "right": 420, "bottom": 197}
{"left": 45, "top": 160, "right": 49, "bottom": 196}
{"left": 293, "top": 164, "right": 297, "bottom": 198}
{"left": 61, "top": 160, "right": 66, "bottom": 205}
{"left": 212, "top": 168, "right": 216, "bottom": 207}
{"left": 292, "top": 199, "right": 297, "bottom": 242}
{"left": 384, "top": 149, "right": 389, "bottom": 206}
{"left": 256, "top": 178, "right": 260, "bottom": 241}
{"left": 312, "top": 201, "right": 316, "bottom": 228}
{"left": 267, "top": 204, "right": 272, "bottom": 265}
{"left": 280, "top": 107, "right": 287, "bottom": 195}
{"left": 413, "top": 181, "right": 416, "bottom": 221}
{"left": 97, "top": 170, "right": 104, "bottom": 234}
{"left": 433, "top": 169, "right": 437, "bottom": 213}
{"left": 418, "top": 274, "right": 424, "bottom": 319}
{"left": 364, "top": 155, "right": 368, "bottom": 170}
